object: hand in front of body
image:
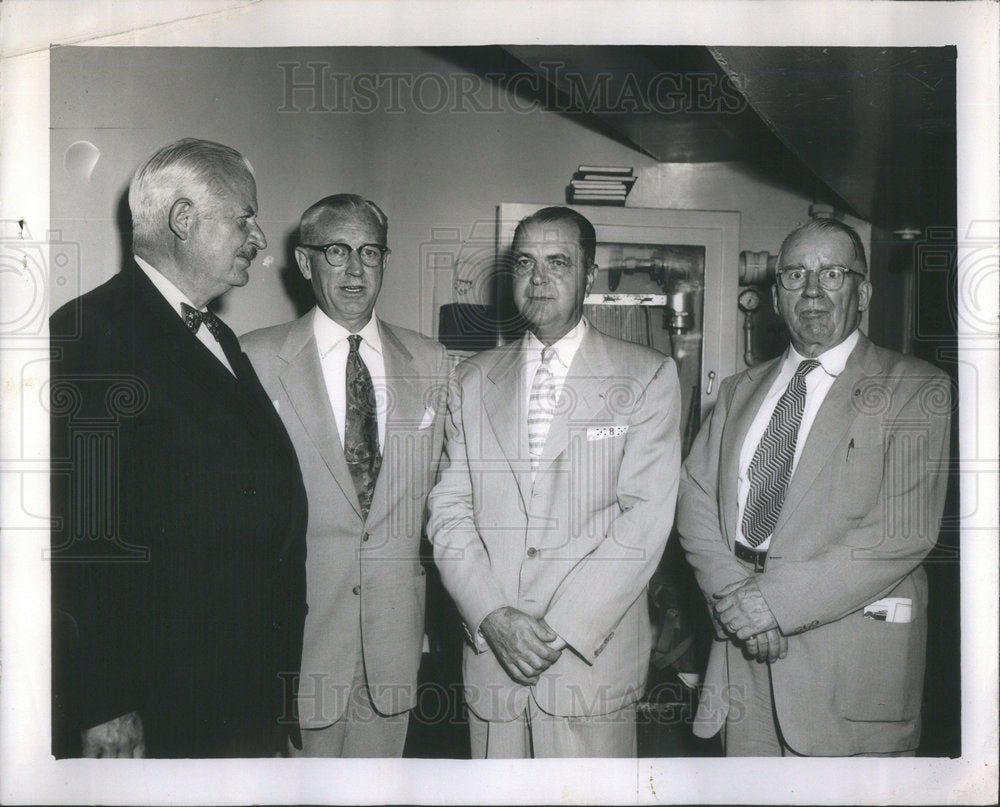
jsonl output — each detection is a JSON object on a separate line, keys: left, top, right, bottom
{"left": 713, "top": 578, "right": 788, "bottom": 663}
{"left": 81, "top": 711, "right": 145, "bottom": 758}
{"left": 479, "top": 606, "right": 563, "bottom": 685}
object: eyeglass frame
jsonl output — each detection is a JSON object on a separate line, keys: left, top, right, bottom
{"left": 299, "top": 242, "right": 390, "bottom": 268}
{"left": 775, "top": 264, "right": 866, "bottom": 291}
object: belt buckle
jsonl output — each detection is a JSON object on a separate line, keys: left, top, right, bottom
{"left": 736, "top": 542, "right": 767, "bottom": 573}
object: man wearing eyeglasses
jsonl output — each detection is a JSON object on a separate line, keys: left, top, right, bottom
{"left": 678, "top": 218, "right": 950, "bottom": 756}
{"left": 241, "top": 194, "right": 449, "bottom": 756}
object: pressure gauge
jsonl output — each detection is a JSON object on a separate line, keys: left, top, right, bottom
{"left": 738, "top": 287, "right": 762, "bottom": 313}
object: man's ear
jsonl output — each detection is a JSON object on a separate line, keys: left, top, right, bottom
{"left": 857, "top": 279, "right": 873, "bottom": 312}
{"left": 293, "top": 246, "right": 312, "bottom": 280}
{"left": 771, "top": 283, "right": 780, "bottom": 316}
{"left": 168, "top": 198, "right": 194, "bottom": 241}
{"left": 585, "top": 263, "right": 597, "bottom": 295}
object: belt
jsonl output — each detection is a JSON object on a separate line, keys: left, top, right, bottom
{"left": 734, "top": 542, "right": 767, "bottom": 572}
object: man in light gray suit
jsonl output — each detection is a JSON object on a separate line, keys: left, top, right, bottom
{"left": 242, "top": 195, "right": 449, "bottom": 757}
{"left": 678, "top": 218, "right": 950, "bottom": 756}
{"left": 428, "top": 206, "right": 681, "bottom": 758}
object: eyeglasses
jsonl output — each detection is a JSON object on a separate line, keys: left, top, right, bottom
{"left": 300, "top": 242, "right": 389, "bottom": 268}
{"left": 776, "top": 265, "right": 865, "bottom": 291}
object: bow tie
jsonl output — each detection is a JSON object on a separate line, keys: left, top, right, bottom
{"left": 181, "top": 303, "right": 223, "bottom": 341}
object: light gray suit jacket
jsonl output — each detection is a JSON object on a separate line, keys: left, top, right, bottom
{"left": 428, "top": 326, "right": 681, "bottom": 722}
{"left": 678, "top": 333, "right": 951, "bottom": 755}
{"left": 242, "top": 313, "right": 449, "bottom": 728}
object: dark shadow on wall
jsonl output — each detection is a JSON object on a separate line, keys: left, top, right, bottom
{"left": 279, "top": 227, "right": 316, "bottom": 319}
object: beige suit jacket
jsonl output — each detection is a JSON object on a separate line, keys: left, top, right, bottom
{"left": 428, "top": 326, "right": 681, "bottom": 722}
{"left": 678, "top": 334, "right": 951, "bottom": 755}
{"left": 242, "top": 313, "right": 449, "bottom": 728}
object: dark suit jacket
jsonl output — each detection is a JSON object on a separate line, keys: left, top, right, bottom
{"left": 678, "top": 333, "right": 951, "bottom": 755}
{"left": 50, "top": 263, "right": 308, "bottom": 758}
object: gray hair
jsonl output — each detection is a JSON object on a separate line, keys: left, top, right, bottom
{"left": 777, "top": 217, "right": 869, "bottom": 274}
{"left": 299, "top": 194, "right": 388, "bottom": 244}
{"left": 129, "top": 138, "right": 254, "bottom": 250}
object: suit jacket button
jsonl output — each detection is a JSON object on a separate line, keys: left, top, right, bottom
{"left": 243, "top": 485, "right": 256, "bottom": 497}
{"left": 526, "top": 547, "right": 538, "bottom": 558}
{"left": 352, "top": 585, "right": 361, "bottom": 595}
{"left": 362, "top": 532, "right": 369, "bottom": 542}
{"left": 272, "top": 619, "right": 283, "bottom": 630}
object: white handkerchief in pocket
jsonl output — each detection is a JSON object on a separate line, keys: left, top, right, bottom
{"left": 419, "top": 406, "right": 436, "bottom": 430}
{"left": 587, "top": 425, "right": 628, "bottom": 441}
{"left": 863, "top": 597, "right": 912, "bottom": 623}
{"left": 272, "top": 399, "right": 280, "bottom": 413}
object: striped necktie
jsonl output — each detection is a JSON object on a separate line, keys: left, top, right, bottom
{"left": 741, "top": 359, "right": 820, "bottom": 547}
{"left": 528, "top": 346, "right": 557, "bottom": 475}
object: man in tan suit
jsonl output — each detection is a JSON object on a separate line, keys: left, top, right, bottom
{"left": 428, "top": 206, "right": 681, "bottom": 757}
{"left": 678, "top": 218, "right": 950, "bottom": 756}
{"left": 242, "top": 195, "right": 449, "bottom": 756}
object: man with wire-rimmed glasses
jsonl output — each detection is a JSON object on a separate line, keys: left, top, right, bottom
{"left": 242, "top": 194, "right": 449, "bottom": 756}
{"left": 678, "top": 217, "right": 951, "bottom": 756}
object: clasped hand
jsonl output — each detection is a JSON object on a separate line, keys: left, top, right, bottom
{"left": 479, "top": 606, "right": 564, "bottom": 685}
{"left": 713, "top": 577, "right": 788, "bottom": 664}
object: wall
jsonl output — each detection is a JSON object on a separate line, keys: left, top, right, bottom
{"left": 50, "top": 46, "right": 868, "bottom": 341}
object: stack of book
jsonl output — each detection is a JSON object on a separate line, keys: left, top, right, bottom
{"left": 567, "top": 165, "right": 636, "bottom": 206}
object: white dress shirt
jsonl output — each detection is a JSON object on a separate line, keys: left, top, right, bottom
{"left": 134, "top": 254, "right": 235, "bottom": 375}
{"left": 313, "top": 308, "right": 387, "bottom": 450}
{"left": 736, "top": 329, "right": 860, "bottom": 550}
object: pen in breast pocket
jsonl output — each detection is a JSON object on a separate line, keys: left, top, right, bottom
{"left": 846, "top": 438, "right": 854, "bottom": 461}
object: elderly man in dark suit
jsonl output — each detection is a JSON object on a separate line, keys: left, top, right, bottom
{"left": 50, "top": 138, "right": 308, "bottom": 758}
{"left": 678, "top": 218, "right": 950, "bottom": 756}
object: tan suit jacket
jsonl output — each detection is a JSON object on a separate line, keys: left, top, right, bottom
{"left": 242, "top": 313, "right": 449, "bottom": 728}
{"left": 678, "top": 334, "right": 951, "bottom": 755}
{"left": 428, "top": 326, "right": 681, "bottom": 722}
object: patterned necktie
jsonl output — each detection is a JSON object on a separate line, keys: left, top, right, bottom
{"left": 345, "top": 334, "right": 381, "bottom": 520}
{"left": 528, "top": 346, "right": 557, "bottom": 474}
{"left": 741, "top": 359, "right": 821, "bottom": 547}
{"left": 180, "top": 303, "right": 223, "bottom": 341}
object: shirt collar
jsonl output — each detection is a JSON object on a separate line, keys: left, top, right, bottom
{"left": 313, "top": 307, "right": 382, "bottom": 359}
{"left": 786, "top": 328, "right": 860, "bottom": 378}
{"left": 524, "top": 318, "right": 588, "bottom": 370}
{"left": 134, "top": 254, "right": 201, "bottom": 315}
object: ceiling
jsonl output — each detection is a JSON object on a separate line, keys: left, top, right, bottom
{"left": 500, "top": 45, "right": 956, "bottom": 233}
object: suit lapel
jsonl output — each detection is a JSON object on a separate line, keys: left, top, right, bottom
{"left": 277, "top": 314, "right": 361, "bottom": 518}
{"left": 484, "top": 343, "right": 530, "bottom": 505}
{"left": 127, "top": 267, "right": 267, "bottom": 438}
{"left": 538, "top": 327, "right": 607, "bottom": 469}
{"left": 773, "top": 337, "right": 877, "bottom": 541}
{"left": 719, "top": 358, "right": 783, "bottom": 544}
{"left": 366, "top": 321, "right": 423, "bottom": 526}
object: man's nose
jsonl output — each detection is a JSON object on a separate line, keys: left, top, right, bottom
{"left": 802, "top": 269, "right": 824, "bottom": 296}
{"left": 248, "top": 221, "right": 266, "bottom": 250}
{"left": 344, "top": 250, "right": 365, "bottom": 275}
{"left": 530, "top": 264, "right": 547, "bottom": 284}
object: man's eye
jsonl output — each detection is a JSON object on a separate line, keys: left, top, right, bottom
{"left": 549, "top": 258, "right": 569, "bottom": 270}
{"left": 820, "top": 267, "right": 844, "bottom": 280}
{"left": 786, "top": 269, "right": 806, "bottom": 281}
{"left": 515, "top": 258, "right": 534, "bottom": 271}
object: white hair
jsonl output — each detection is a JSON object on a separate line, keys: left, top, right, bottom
{"left": 128, "top": 138, "right": 254, "bottom": 251}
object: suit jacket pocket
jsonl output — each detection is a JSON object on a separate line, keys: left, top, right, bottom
{"left": 837, "top": 614, "right": 925, "bottom": 722}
